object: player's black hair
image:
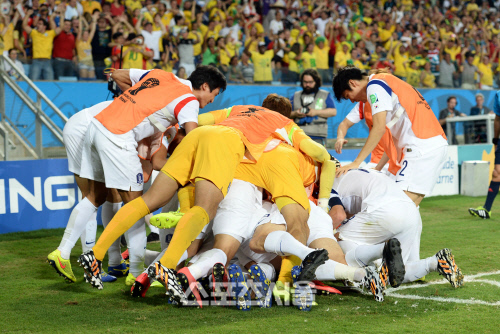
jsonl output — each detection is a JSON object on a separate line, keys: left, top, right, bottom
{"left": 188, "top": 65, "right": 227, "bottom": 94}
{"left": 301, "top": 68, "right": 322, "bottom": 89}
{"left": 332, "top": 65, "right": 367, "bottom": 102}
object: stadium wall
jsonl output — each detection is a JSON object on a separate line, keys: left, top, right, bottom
{"left": 11, "top": 82, "right": 499, "bottom": 144}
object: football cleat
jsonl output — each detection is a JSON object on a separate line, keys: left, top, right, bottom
{"left": 212, "top": 263, "right": 230, "bottom": 306}
{"left": 361, "top": 266, "right": 386, "bottom": 302}
{"left": 131, "top": 272, "right": 151, "bottom": 298}
{"left": 298, "top": 249, "right": 329, "bottom": 281}
{"left": 107, "top": 260, "right": 129, "bottom": 277}
{"left": 146, "top": 232, "right": 160, "bottom": 243}
{"left": 47, "top": 249, "right": 77, "bottom": 283}
{"left": 78, "top": 250, "right": 103, "bottom": 289}
{"left": 147, "top": 261, "right": 186, "bottom": 305}
{"left": 436, "top": 248, "right": 464, "bottom": 288}
{"left": 469, "top": 206, "right": 491, "bottom": 219}
{"left": 125, "top": 273, "right": 136, "bottom": 286}
{"left": 248, "top": 264, "right": 272, "bottom": 308}
{"left": 291, "top": 265, "right": 314, "bottom": 311}
{"left": 228, "top": 264, "right": 251, "bottom": 311}
{"left": 382, "top": 238, "right": 405, "bottom": 288}
{"left": 177, "top": 268, "right": 203, "bottom": 307}
{"left": 101, "top": 271, "right": 117, "bottom": 283}
{"left": 311, "top": 281, "right": 342, "bottom": 295}
{"left": 149, "top": 210, "right": 184, "bottom": 229}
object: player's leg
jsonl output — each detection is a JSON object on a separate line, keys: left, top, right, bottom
{"left": 470, "top": 156, "right": 500, "bottom": 218}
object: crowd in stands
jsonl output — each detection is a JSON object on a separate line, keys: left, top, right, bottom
{"left": 1, "top": 0, "right": 500, "bottom": 88}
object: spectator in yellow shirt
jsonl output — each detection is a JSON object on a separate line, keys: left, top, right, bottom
{"left": 477, "top": 55, "right": 494, "bottom": 90}
{"left": 286, "top": 42, "right": 303, "bottom": 83}
{"left": 244, "top": 39, "right": 274, "bottom": 84}
{"left": 334, "top": 42, "right": 351, "bottom": 70}
{"left": 23, "top": 8, "right": 62, "bottom": 80}
{"left": 314, "top": 35, "right": 331, "bottom": 82}
{"left": 76, "top": 13, "right": 98, "bottom": 79}
{"left": 404, "top": 60, "right": 421, "bottom": 87}
{"left": 301, "top": 43, "right": 317, "bottom": 70}
{"left": 81, "top": 0, "right": 102, "bottom": 15}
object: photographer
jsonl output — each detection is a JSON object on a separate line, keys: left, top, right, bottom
{"left": 289, "top": 69, "right": 336, "bottom": 143}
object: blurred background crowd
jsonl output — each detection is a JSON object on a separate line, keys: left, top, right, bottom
{"left": 1, "top": 0, "right": 500, "bottom": 88}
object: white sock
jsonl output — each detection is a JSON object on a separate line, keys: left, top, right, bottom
{"left": 80, "top": 213, "right": 97, "bottom": 252}
{"left": 143, "top": 249, "right": 187, "bottom": 274}
{"left": 149, "top": 225, "right": 159, "bottom": 234}
{"left": 58, "top": 198, "right": 98, "bottom": 259}
{"left": 145, "top": 249, "right": 160, "bottom": 267}
{"left": 125, "top": 218, "right": 147, "bottom": 278}
{"left": 264, "top": 230, "right": 313, "bottom": 260}
{"left": 403, "top": 256, "right": 438, "bottom": 283}
{"left": 188, "top": 248, "right": 227, "bottom": 280}
{"left": 258, "top": 262, "right": 276, "bottom": 281}
{"left": 345, "top": 244, "right": 384, "bottom": 268}
{"left": 102, "top": 201, "right": 123, "bottom": 267}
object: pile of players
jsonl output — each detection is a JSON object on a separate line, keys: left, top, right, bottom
{"left": 46, "top": 65, "right": 464, "bottom": 311}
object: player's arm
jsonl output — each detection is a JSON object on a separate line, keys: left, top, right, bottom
{"left": 291, "top": 125, "right": 336, "bottom": 211}
{"left": 336, "top": 102, "right": 362, "bottom": 154}
{"left": 110, "top": 69, "right": 132, "bottom": 91}
{"left": 336, "top": 111, "right": 387, "bottom": 176}
{"left": 374, "top": 152, "right": 389, "bottom": 171}
{"left": 151, "top": 144, "right": 168, "bottom": 170}
{"left": 198, "top": 107, "right": 232, "bottom": 126}
{"left": 183, "top": 121, "right": 197, "bottom": 134}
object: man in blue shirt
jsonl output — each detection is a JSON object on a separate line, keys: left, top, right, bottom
{"left": 469, "top": 90, "right": 500, "bottom": 219}
{"left": 289, "top": 69, "right": 337, "bottom": 144}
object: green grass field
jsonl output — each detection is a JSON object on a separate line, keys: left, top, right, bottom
{"left": 1, "top": 195, "right": 499, "bottom": 333}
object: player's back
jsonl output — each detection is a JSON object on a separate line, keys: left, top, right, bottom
{"left": 333, "top": 168, "right": 413, "bottom": 213}
{"left": 217, "top": 105, "right": 292, "bottom": 161}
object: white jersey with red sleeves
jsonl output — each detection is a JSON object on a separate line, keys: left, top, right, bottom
{"left": 367, "top": 74, "right": 447, "bottom": 156}
{"left": 331, "top": 168, "right": 413, "bottom": 214}
{"left": 92, "top": 70, "right": 199, "bottom": 146}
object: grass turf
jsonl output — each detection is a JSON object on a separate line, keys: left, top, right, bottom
{"left": 1, "top": 195, "right": 499, "bottom": 333}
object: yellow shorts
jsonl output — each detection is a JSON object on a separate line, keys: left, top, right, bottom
{"left": 161, "top": 126, "right": 245, "bottom": 197}
{"left": 234, "top": 143, "right": 311, "bottom": 212}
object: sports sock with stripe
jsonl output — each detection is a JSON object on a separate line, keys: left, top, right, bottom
{"left": 278, "top": 255, "right": 301, "bottom": 283}
{"left": 159, "top": 205, "right": 209, "bottom": 269}
{"left": 344, "top": 244, "right": 384, "bottom": 268}
{"left": 81, "top": 215, "right": 97, "bottom": 252}
{"left": 58, "top": 197, "right": 98, "bottom": 259}
{"left": 93, "top": 197, "right": 150, "bottom": 261}
{"left": 188, "top": 248, "right": 227, "bottom": 280}
{"left": 102, "top": 201, "right": 123, "bottom": 267}
{"left": 484, "top": 181, "right": 500, "bottom": 211}
{"left": 264, "top": 230, "right": 313, "bottom": 260}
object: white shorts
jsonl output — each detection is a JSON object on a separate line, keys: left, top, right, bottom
{"left": 337, "top": 200, "right": 422, "bottom": 263}
{"left": 63, "top": 101, "right": 112, "bottom": 175}
{"left": 253, "top": 201, "right": 336, "bottom": 247}
{"left": 79, "top": 122, "right": 144, "bottom": 191}
{"left": 212, "top": 179, "right": 263, "bottom": 243}
{"left": 390, "top": 145, "right": 447, "bottom": 196}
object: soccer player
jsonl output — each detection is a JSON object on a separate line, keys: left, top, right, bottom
{"left": 329, "top": 168, "right": 464, "bottom": 288}
{"left": 469, "top": 90, "right": 500, "bottom": 219}
{"left": 73, "top": 65, "right": 225, "bottom": 289}
{"left": 196, "top": 94, "right": 336, "bottom": 288}
{"left": 79, "top": 94, "right": 316, "bottom": 306}
{"left": 333, "top": 66, "right": 448, "bottom": 206}
{"left": 47, "top": 69, "right": 152, "bottom": 283}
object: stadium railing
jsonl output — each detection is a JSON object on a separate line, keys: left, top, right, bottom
{"left": 0, "top": 54, "right": 68, "bottom": 161}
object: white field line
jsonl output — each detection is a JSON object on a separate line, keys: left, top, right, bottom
{"left": 360, "top": 271, "right": 500, "bottom": 306}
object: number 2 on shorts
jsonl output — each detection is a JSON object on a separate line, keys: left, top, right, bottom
{"left": 399, "top": 160, "right": 408, "bottom": 177}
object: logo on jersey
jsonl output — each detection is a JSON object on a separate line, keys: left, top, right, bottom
{"left": 369, "top": 93, "right": 378, "bottom": 104}
{"left": 136, "top": 173, "right": 144, "bottom": 184}
{"left": 129, "top": 78, "right": 160, "bottom": 96}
